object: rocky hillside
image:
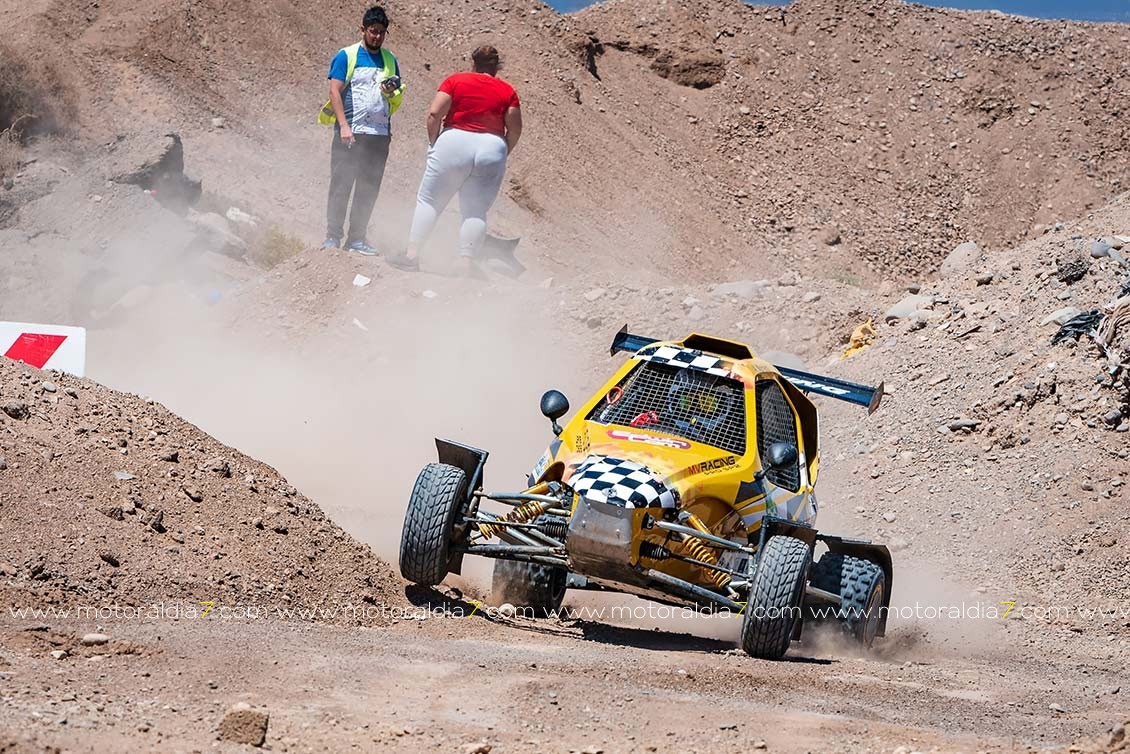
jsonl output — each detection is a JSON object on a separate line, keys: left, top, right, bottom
{"left": 3, "top": 0, "right": 1128, "bottom": 284}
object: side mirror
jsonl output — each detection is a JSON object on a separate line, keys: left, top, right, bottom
{"left": 540, "top": 390, "right": 570, "bottom": 436}
{"left": 765, "top": 442, "right": 798, "bottom": 470}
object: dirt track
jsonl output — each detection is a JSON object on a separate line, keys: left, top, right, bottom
{"left": 2, "top": 589, "right": 1126, "bottom": 753}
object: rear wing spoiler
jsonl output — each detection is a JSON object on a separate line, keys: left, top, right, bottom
{"left": 610, "top": 326, "right": 884, "bottom": 414}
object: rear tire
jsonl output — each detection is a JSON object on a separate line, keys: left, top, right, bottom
{"left": 491, "top": 559, "right": 567, "bottom": 617}
{"left": 399, "top": 463, "right": 469, "bottom": 586}
{"left": 808, "top": 553, "right": 885, "bottom": 648}
{"left": 740, "top": 535, "right": 811, "bottom": 660}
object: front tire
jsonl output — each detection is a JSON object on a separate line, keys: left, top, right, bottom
{"left": 491, "top": 559, "right": 567, "bottom": 617}
{"left": 808, "top": 553, "right": 885, "bottom": 648}
{"left": 740, "top": 535, "right": 811, "bottom": 660}
{"left": 399, "top": 463, "right": 469, "bottom": 586}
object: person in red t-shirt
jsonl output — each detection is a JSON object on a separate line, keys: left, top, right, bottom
{"left": 387, "top": 46, "right": 523, "bottom": 274}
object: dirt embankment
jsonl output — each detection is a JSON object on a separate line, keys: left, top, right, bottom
{"left": 0, "top": 357, "right": 404, "bottom": 626}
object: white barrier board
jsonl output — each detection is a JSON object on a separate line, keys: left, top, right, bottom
{"left": 0, "top": 322, "right": 87, "bottom": 377}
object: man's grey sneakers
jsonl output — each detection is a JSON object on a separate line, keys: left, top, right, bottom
{"left": 346, "top": 240, "right": 381, "bottom": 256}
{"left": 321, "top": 237, "right": 340, "bottom": 250}
{"left": 385, "top": 253, "right": 419, "bottom": 272}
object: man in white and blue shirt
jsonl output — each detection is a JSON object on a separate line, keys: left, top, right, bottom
{"left": 322, "top": 6, "right": 405, "bottom": 255}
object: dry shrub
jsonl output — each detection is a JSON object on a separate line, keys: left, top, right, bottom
{"left": 0, "top": 128, "right": 19, "bottom": 178}
{"left": 250, "top": 226, "right": 306, "bottom": 268}
{"left": 0, "top": 43, "right": 75, "bottom": 136}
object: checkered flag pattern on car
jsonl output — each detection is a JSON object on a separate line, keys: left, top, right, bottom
{"left": 635, "top": 345, "right": 733, "bottom": 377}
{"left": 568, "top": 456, "right": 678, "bottom": 509}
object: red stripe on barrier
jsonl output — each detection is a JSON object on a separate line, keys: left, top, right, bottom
{"left": 4, "top": 334, "right": 68, "bottom": 369}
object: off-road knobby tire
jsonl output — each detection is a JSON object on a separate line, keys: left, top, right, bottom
{"left": 808, "top": 552, "right": 885, "bottom": 648}
{"left": 740, "top": 535, "right": 811, "bottom": 660}
{"left": 399, "top": 463, "right": 469, "bottom": 586}
{"left": 491, "top": 559, "right": 567, "bottom": 617}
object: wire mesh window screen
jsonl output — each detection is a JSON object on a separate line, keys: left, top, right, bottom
{"left": 588, "top": 362, "right": 747, "bottom": 454}
{"left": 755, "top": 380, "right": 801, "bottom": 491}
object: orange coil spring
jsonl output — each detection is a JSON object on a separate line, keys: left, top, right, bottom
{"left": 478, "top": 500, "right": 552, "bottom": 540}
{"left": 680, "top": 537, "right": 732, "bottom": 589}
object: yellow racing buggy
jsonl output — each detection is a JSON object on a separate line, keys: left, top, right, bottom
{"left": 399, "top": 329, "right": 893, "bottom": 659}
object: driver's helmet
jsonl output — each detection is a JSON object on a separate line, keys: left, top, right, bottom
{"left": 666, "top": 369, "right": 731, "bottom": 439}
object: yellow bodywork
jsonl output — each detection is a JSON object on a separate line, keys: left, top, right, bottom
{"left": 524, "top": 333, "right": 822, "bottom": 593}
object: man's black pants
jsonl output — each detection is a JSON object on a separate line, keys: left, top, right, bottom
{"left": 326, "top": 131, "right": 390, "bottom": 245}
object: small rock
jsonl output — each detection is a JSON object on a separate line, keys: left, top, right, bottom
{"left": 719, "top": 722, "right": 739, "bottom": 730}
{"left": 802, "top": 292, "right": 821, "bottom": 303}
{"left": 146, "top": 509, "right": 166, "bottom": 533}
{"left": 2, "top": 176, "right": 13, "bottom": 190}
{"left": 686, "top": 305, "right": 705, "bottom": 322}
{"left": 218, "top": 703, "right": 269, "bottom": 747}
{"left": 974, "top": 273, "right": 993, "bottom": 286}
{"left": 907, "top": 282, "right": 922, "bottom": 294}
{"left": 946, "top": 419, "right": 980, "bottom": 432}
{"left": 1040, "top": 306, "right": 1082, "bottom": 326}
{"left": 1056, "top": 256, "right": 1088, "bottom": 284}
{"left": 940, "top": 241, "right": 981, "bottom": 278}
{"left": 753, "top": 743, "right": 768, "bottom": 751}
{"left": 207, "top": 458, "right": 232, "bottom": 477}
{"left": 113, "top": 470, "right": 136, "bottom": 482}
{"left": 583, "top": 288, "right": 606, "bottom": 302}
{"left": 99, "top": 552, "right": 120, "bottom": 567}
{"left": 739, "top": 105, "right": 751, "bottom": 115}
{"left": 710, "top": 280, "right": 769, "bottom": 299}
{"left": 81, "top": 633, "right": 110, "bottom": 646}
{"left": 818, "top": 226, "right": 841, "bottom": 245}
{"left": 881, "top": 512, "right": 897, "bottom": 523}
{"left": 50, "top": 650, "right": 68, "bottom": 660}
{"left": 1054, "top": 413, "right": 1070, "bottom": 426}
{"left": 64, "top": 388, "right": 79, "bottom": 399}
{"left": 98, "top": 506, "right": 124, "bottom": 521}
{"left": 422, "top": 289, "right": 438, "bottom": 300}
{"left": 1090, "top": 240, "right": 1111, "bottom": 258}
{"left": 1048, "top": 702, "right": 1067, "bottom": 713}
{"left": 0, "top": 457, "right": 7, "bottom": 471}
{"left": 160, "top": 450, "right": 179, "bottom": 463}
{"left": 1103, "top": 410, "right": 1123, "bottom": 426}
{"left": 497, "top": 603, "right": 516, "bottom": 618}
{"left": 40, "top": 381, "right": 57, "bottom": 393}
{"left": 211, "top": 116, "right": 226, "bottom": 129}
{"left": 461, "top": 744, "right": 492, "bottom": 754}
{"left": 183, "top": 486, "right": 204, "bottom": 503}
{"left": 2, "top": 401, "right": 30, "bottom": 420}
{"left": 885, "top": 294, "right": 933, "bottom": 322}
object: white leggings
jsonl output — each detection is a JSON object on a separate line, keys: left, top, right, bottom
{"left": 408, "top": 128, "right": 508, "bottom": 258}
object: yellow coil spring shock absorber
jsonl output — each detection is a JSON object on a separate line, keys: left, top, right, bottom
{"left": 678, "top": 513, "right": 731, "bottom": 589}
{"left": 477, "top": 489, "right": 554, "bottom": 540}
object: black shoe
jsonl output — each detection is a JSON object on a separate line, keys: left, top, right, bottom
{"left": 386, "top": 253, "right": 419, "bottom": 271}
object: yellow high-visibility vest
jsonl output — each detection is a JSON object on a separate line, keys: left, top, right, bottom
{"left": 318, "top": 42, "right": 404, "bottom": 125}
